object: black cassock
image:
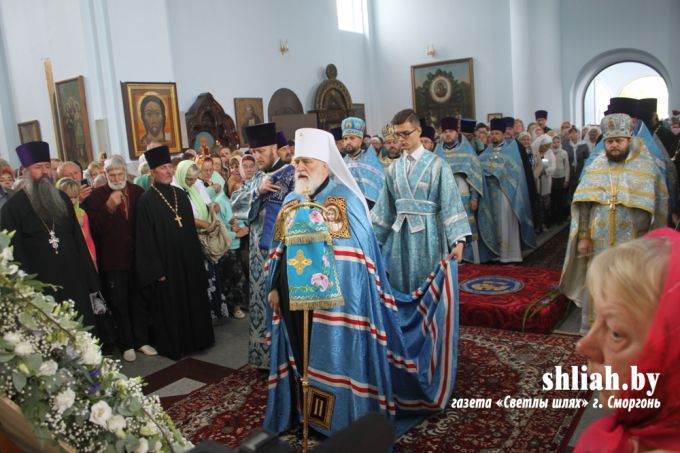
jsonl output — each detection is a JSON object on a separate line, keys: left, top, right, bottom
{"left": 135, "top": 182, "right": 214, "bottom": 360}
{"left": 0, "top": 190, "right": 99, "bottom": 329}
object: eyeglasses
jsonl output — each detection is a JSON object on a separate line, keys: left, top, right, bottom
{"left": 394, "top": 128, "right": 417, "bottom": 139}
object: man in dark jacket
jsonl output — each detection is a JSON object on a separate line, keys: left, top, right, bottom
{"left": 85, "top": 155, "right": 156, "bottom": 362}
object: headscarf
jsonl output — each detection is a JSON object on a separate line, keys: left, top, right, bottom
{"left": 175, "top": 160, "right": 209, "bottom": 221}
{"left": 530, "top": 135, "right": 552, "bottom": 156}
{"left": 582, "top": 125, "right": 602, "bottom": 153}
{"left": 239, "top": 154, "right": 255, "bottom": 181}
{"left": 576, "top": 228, "right": 680, "bottom": 452}
{"left": 134, "top": 174, "right": 150, "bottom": 190}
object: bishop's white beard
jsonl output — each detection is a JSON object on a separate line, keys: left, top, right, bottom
{"left": 294, "top": 171, "right": 325, "bottom": 195}
{"left": 108, "top": 180, "right": 126, "bottom": 191}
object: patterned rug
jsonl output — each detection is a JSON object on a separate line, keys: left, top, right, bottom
{"left": 524, "top": 226, "right": 569, "bottom": 269}
{"left": 458, "top": 264, "right": 569, "bottom": 333}
{"left": 166, "top": 326, "right": 590, "bottom": 452}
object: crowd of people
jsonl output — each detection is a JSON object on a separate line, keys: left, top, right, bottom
{"left": 1, "top": 95, "right": 680, "bottom": 451}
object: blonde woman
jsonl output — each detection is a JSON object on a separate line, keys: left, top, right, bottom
{"left": 56, "top": 177, "right": 97, "bottom": 268}
{"left": 575, "top": 229, "right": 680, "bottom": 452}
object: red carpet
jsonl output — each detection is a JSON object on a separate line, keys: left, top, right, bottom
{"left": 458, "top": 264, "right": 569, "bottom": 333}
{"left": 165, "top": 327, "right": 590, "bottom": 452}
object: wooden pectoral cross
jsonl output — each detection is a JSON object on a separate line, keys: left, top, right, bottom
{"left": 174, "top": 214, "right": 183, "bottom": 227}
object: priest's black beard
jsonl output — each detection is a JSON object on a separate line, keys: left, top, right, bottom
{"left": 24, "top": 176, "right": 68, "bottom": 224}
{"left": 605, "top": 148, "right": 630, "bottom": 163}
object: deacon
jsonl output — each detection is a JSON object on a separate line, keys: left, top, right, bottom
{"left": 371, "top": 109, "right": 470, "bottom": 294}
{"left": 377, "top": 123, "right": 402, "bottom": 170}
{"left": 85, "top": 155, "right": 155, "bottom": 362}
{"left": 560, "top": 113, "right": 667, "bottom": 332}
{"left": 135, "top": 145, "right": 214, "bottom": 360}
{"left": 435, "top": 117, "right": 484, "bottom": 263}
{"left": 231, "top": 122, "right": 295, "bottom": 368}
{"left": 265, "top": 128, "right": 460, "bottom": 438}
{"left": 341, "top": 117, "right": 385, "bottom": 209}
{"left": 0, "top": 141, "right": 100, "bottom": 331}
{"left": 476, "top": 118, "right": 536, "bottom": 263}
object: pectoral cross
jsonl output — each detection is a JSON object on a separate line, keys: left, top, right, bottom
{"left": 174, "top": 214, "right": 183, "bottom": 227}
{"left": 48, "top": 230, "right": 60, "bottom": 254}
{"left": 608, "top": 194, "right": 618, "bottom": 211}
{"left": 288, "top": 249, "right": 312, "bottom": 275}
{"left": 608, "top": 194, "right": 618, "bottom": 246}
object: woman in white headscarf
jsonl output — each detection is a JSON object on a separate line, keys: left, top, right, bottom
{"left": 531, "top": 134, "right": 555, "bottom": 232}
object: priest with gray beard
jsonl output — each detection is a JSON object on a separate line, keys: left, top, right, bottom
{"left": 0, "top": 141, "right": 100, "bottom": 332}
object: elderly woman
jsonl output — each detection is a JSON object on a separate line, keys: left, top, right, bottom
{"left": 198, "top": 157, "right": 248, "bottom": 319}
{"left": 0, "top": 167, "right": 14, "bottom": 190}
{"left": 174, "top": 160, "right": 229, "bottom": 322}
{"left": 134, "top": 161, "right": 152, "bottom": 190}
{"left": 575, "top": 229, "right": 680, "bottom": 452}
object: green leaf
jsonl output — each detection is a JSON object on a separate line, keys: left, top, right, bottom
{"left": 128, "top": 397, "right": 142, "bottom": 412}
{"left": 115, "top": 439, "right": 126, "bottom": 453}
{"left": 18, "top": 312, "right": 37, "bottom": 330}
{"left": 0, "top": 353, "right": 15, "bottom": 363}
{"left": 25, "top": 354, "right": 42, "bottom": 370}
{"left": 12, "top": 371, "right": 26, "bottom": 391}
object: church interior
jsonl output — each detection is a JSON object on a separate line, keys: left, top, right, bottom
{"left": 0, "top": 0, "right": 679, "bottom": 452}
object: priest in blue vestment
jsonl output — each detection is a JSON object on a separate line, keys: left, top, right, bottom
{"left": 435, "top": 117, "right": 484, "bottom": 263}
{"left": 476, "top": 118, "right": 536, "bottom": 263}
{"left": 371, "top": 109, "right": 470, "bottom": 294}
{"left": 341, "top": 117, "right": 385, "bottom": 209}
{"left": 264, "top": 128, "right": 460, "bottom": 439}
{"left": 230, "top": 123, "right": 295, "bottom": 369}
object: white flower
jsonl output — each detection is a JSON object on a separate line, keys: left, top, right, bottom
{"left": 14, "top": 341, "right": 33, "bottom": 356}
{"left": 53, "top": 388, "right": 76, "bottom": 414}
{"left": 38, "top": 360, "right": 58, "bottom": 376}
{"left": 152, "top": 440, "right": 163, "bottom": 452}
{"left": 134, "top": 438, "right": 149, "bottom": 453}
{"left": 0, "top": 246, "right": 12, "bottom": 262}
{"left": 139, "top": 422, "right": 158, "bottom": 436}
{"left": 76, "top": 334, "right": 102, "bottom": 366}
{"left": 6, "top": 264, "right": 18, "bottom": 275}
{"left": 89, "top": 400, "right": 113, "bottom": 427}
{"left": 107, "top": 414, "right": 126, "bottom": 432}
{"left": 3, "top": 331, "right": 22, "bottom": 345}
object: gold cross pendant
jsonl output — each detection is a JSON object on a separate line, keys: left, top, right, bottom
{"left": 175, "top": 214, "right": 183, "bottom": 227}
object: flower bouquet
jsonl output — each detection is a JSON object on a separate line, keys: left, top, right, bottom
{"left": 0, "top": 231, "right": 193, "bottom": 452}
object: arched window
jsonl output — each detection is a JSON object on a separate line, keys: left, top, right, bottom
{"left": 583, "top": 62, "right": 669, "bottom": 125}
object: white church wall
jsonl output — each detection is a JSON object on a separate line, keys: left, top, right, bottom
{"left": 369, "top": 0, "right": 516, "bottom": 129}
{"left": 559, "top": 0, "right": 679, "bottom": 124}
{"left": 165, "top": 0, "right": 372, "bottom": 138}
{"left": 0, "top": 0, "right": 90, "bottom": 162}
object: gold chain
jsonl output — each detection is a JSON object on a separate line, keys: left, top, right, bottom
{"left": 151, "top": 184, "right": 183, "bottom": 227}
